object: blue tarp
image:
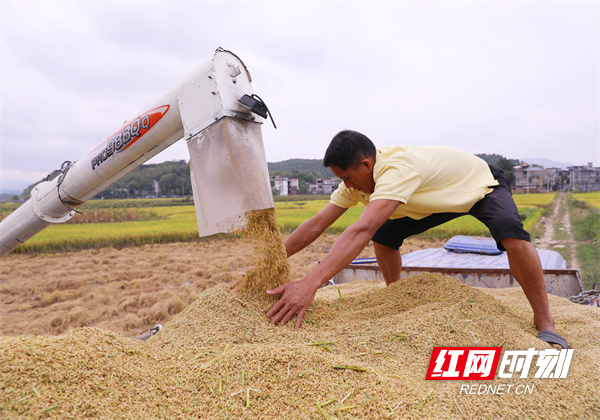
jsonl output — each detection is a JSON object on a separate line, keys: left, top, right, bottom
{"left": 349, "top": 236, "right": 569, "bottom": 270}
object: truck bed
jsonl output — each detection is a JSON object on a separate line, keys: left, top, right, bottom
{"left": 332, "top": 237, "right": 584, "bottom": 298}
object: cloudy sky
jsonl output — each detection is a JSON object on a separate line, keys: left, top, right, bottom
{"left": 1, "top": 1, "right": 598, "bottom": 193}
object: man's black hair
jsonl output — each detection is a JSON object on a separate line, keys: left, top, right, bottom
{"left": 323, "top": 130, "right": 376, "bottom": 170}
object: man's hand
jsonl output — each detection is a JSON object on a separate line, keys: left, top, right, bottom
{"left": 265, "top": 199, "right": 400, "bottom": 330}
{"left": 265, "top": 278, "right": 320, "bottom": 329}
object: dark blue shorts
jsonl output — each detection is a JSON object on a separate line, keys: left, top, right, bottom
{"left": 371, "top": 165, "right": 531, "bottom": 251}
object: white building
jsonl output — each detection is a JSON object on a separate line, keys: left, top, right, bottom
{"left": 271, "top": 177, "right": 299, "bottom": 196}
{"left": 308, "top": 178, "right": 340, "bottom": 195}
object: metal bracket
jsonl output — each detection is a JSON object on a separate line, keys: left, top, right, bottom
{"left": 31, "top": 183, "right": 76, "bottom": 224}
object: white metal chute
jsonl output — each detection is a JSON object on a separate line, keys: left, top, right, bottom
{"left": 188, "top": 117, "right": 274, "bottom": 236}
{"left": 0, "top": 48, "right": 273, "bottom": 257}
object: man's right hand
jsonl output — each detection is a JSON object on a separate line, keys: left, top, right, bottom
{"left": 265, "top": 277, "right": 320, "bottom": 329}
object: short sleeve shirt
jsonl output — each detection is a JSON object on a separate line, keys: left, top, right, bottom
{"left": 330, "top": 145, "right": 499, "bottom": 220}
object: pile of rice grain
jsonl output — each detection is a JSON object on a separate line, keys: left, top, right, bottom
{"left": 2, "top": 274, "right": 599, "bottom": 419}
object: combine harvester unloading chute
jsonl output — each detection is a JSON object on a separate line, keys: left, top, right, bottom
{"left": 0, "top": 48, "right": 275, "bottom": 257}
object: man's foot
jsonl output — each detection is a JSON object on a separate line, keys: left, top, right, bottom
{"left": 537, "top": 330, "right": 569, "bottom": 350}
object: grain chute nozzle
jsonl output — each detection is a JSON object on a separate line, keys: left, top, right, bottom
{"left": 187, "top": 117, "right": 274, "bottom": 236}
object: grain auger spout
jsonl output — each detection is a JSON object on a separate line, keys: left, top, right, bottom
{"left": 0, "top": 48, "right": 275, "bottom": 257}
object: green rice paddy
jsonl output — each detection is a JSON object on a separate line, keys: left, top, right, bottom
{"left": 573, "top": 192, "right": 600, "bottom": 209}
{"left": 1, "top": 194, "right": 553, "bottom": 254}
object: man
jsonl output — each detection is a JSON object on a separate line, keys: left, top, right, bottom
{"left": 265, "top": 130, "right": 568, "bottom": 349}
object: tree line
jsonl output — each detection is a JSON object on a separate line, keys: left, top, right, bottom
{"left": 16, "top": 155, "right": 519, "bottom": 200}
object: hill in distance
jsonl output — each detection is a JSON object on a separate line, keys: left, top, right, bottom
{"left": 521, "top": 158, "right": 576, "bottom": 169}
{"left": 12, "top": 155, "right": 581, "bottom": 199}
{"left": 267, "top": 158, "right": 333, "bottom": 178}
{"left": 10, "top": 159, "right": 334, "bottom": 199}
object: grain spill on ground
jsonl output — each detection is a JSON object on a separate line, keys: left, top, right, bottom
{"left": 1, "top": 276, "right": 599, "bottom": 418}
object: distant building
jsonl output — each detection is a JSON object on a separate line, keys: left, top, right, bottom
{"left": 513, "top": 164, "right": 559, "bottom": 193}
{"left": 154, "top": 179, "right": 160, "bottom": 197}
{"left": 566, "top": 162, "right": 600, "bottom": 192}
{"left": 271, "top": 177, "right": 299, "bottom": 196}
{"left": 307, "top": 178, "right": 340, "bottom": 195}
{"left": 513, "top": 162, "right": 600, "bottom": 193}
{"left": 289, "top": 178, "right": 299, "bottom": 195}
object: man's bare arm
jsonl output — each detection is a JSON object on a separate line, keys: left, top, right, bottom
{"left": 285, "top": 203, "right": 347, "bottom": 257}
{"left": 266, "top": 199, "right": 401, "bottom": 329}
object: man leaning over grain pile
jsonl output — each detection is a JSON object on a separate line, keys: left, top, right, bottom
{"left": 265, "top": 129, "right": 568, "bottom": 350}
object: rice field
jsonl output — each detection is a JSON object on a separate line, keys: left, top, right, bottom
{"left": 512, "top": 192, "right": 556, "bottom": 207}
{"left": 1, "top": 194, "right": 553, "bottom": 254}
{"left": 573, "top": 192, "right": 600, "bottom": 209}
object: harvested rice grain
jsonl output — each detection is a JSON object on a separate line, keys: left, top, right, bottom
{"left": 3, "top": 274, "right": 598, "bottom": 419}
{"left": 2, "top": 206, "right": 598, "bottom": 418}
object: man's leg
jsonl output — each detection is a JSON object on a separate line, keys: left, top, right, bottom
{"left": 374, "top": 242, "right": 402, "bottom": 285}
{"left": 371, "top": 213, "right": 463, "bottom": 286}
{"left": 469, "top": 167, "right": 567, "bottom": 348}
{"left": 501, "top": 237, "right": 557, "bottom": 334}
{"left": 470, "top": 166, "right": 558, "bottom": 333}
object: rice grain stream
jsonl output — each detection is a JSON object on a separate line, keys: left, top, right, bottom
{"left": 236, "top": 208, "right": 290, "bottom": 299}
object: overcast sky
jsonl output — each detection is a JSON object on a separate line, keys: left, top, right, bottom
{"left": 1, "top": 1, "right": 598, "bottom": 193}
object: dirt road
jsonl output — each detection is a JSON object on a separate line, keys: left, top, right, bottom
{"left": 533, "top": 193, "right": 579, "bottom": 270}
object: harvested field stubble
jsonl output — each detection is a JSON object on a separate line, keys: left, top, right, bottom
{"left": 2, "top": 230, "right": 435, "bottom": 338}
{"left": 1, "top": 274, "right": 599, "bottom": 419}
